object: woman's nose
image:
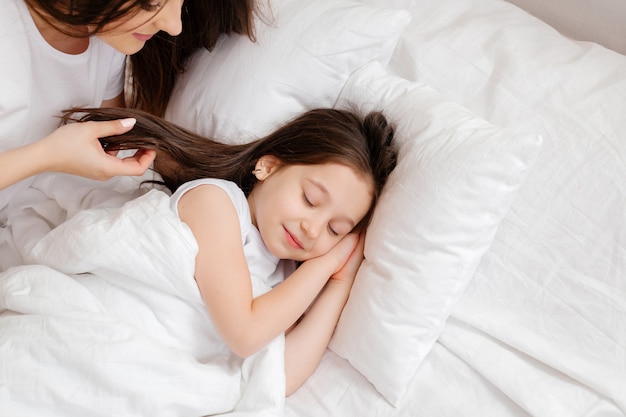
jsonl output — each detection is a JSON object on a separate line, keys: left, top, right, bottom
{"left": 155, "top": 0, "right": 183, "bottom": 36}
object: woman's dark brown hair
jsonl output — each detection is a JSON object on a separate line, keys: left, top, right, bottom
{"left": 24, "top": 0, "right": 151, "bottom": 33}
{"left": 64, "top": 107, "right": 397, "bottom": 231}
{"left": 127, "top": 0, "right": 257, "bottom": 116}
{"left": 26, "top": 0, "right": 257, "bottom": 116}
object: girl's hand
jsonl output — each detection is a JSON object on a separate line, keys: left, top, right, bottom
{"left": 329, "top": 232, "right": 365, "bottom": 285}
{"left": 310, "top": 232, "right": 364, "bottom": 281}
{"left": 40, "top": 118, "right": 156, "bottom": 180}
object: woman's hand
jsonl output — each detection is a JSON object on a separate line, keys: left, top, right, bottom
{"left": 1, "top": 118, "right": 155, "bottom": 191}
{"left": 40, "top": 118, "right": 156, "bottom": 180}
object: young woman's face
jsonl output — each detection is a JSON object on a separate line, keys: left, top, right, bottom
{"left": 97, "top": 0, "right": 184, "bottom": 54}
{"left": 249, "top": 160, "right": 373, "bottom": 262}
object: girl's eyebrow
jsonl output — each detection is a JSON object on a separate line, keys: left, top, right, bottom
{"left": 308, "top": 178, "right": 329, "bottom": 196}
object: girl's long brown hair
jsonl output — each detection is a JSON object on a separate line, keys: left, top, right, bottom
{"left": 27, "top": 0, "right": 257, "bottom": 116}
{"left": 63, "top": 107, "right": 397, "bottom": 231}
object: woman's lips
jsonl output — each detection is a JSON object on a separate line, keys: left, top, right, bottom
{"left": 284, "top": 227, "right": 303, "bottom": 250}
{"left": 133, "top": 33, "right": 154, "bottom": 42}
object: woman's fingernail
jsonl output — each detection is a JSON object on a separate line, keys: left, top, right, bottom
{"left": 120, "top": 118, "right": 136, "bottom": 128}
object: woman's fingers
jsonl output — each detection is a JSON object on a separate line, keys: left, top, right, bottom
{"left": 91, "top": 118, "right": 137, "bottom": 136}
{"left": 116, "top": 149, "right": 157, "bottom": 176}
{"left": 42, "top": 117, "right": 155, "bottom": 180}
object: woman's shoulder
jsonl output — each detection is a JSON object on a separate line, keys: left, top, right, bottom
{"left": 3, "top": 0, "right": 26, "bottom": 32}
{"left": 1, "top": 0, "right": 30, "bottom": 81}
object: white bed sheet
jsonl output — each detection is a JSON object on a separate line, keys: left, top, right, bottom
{"left": 0, "top": 0, "right": 623, "bottom": 415}
{"left": 0, "top": 175, "right": 287, "bottom": 417}
{"left": 285, "top": 0, "right": 626, "bottom": 415}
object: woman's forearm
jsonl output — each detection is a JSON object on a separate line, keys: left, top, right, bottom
{"left": 0, "top": 142, "right": 47, "bottom": 190}
{"left": 1, "top": 118, "right": 152, "bottom": 193}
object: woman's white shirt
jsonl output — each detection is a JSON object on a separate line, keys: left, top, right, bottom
{"left": 0, "top": 0, "right": 126, "bottom": 210}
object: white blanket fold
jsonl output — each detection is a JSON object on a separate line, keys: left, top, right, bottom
{"left": 0, "top": 186, "right": 286, "bottom": 417}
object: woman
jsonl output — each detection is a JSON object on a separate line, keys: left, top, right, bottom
{"left": 0, "top": 0, "right": 255, "bottom": 212}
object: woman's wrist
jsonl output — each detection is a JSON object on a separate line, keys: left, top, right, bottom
{"left": 28, "top": 138, "right": 55, "bottom": 175}
{"left": 0, "top": 140, "right": 50, "bottom": 191}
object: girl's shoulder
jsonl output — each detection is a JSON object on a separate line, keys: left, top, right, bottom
{"left": 170, "top": 178, "right": 251, "bottom": 233}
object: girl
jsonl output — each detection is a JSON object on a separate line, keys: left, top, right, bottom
{"left": 65, "top": 106, "right": 397, "bottom": 395}
{"left": 0, "top": 0, "right": 255, "bottom": 211}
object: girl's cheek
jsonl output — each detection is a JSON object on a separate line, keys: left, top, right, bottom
{"left": 316, "top": 238, "right": 336, "bottom": 258}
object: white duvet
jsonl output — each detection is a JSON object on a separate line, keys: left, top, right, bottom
{"left": 0, "top": 175, "right": 286, "bottom": 417}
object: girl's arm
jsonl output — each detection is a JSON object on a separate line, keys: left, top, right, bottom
{"left": 283, "top": 233, "right": 365, "bottom": 396}
{"left": 178, "top": 184, "right": 359, "bottom": 358}
{"left": 0, "top": 119, "right": 155, "bottom": 191}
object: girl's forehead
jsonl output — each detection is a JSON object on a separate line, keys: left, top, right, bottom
{"left": 295, "top": 163, "right": 374, "bottom": 195}
{"left": 297, "top": 161, "right": 368, "bottom": 178}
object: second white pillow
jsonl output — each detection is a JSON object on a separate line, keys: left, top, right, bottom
{"left": 329, "top": 62, "right": 543, "bottom": 406}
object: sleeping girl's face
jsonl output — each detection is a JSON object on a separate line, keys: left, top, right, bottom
{"left": 96, "top": 0, "right": 183, "bottom": 55}
{"left": 248, "top": 157, "right": 373, "bottom": 262}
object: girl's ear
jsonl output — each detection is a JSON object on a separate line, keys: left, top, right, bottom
{"left": 254, "top": 155, "right": 281, "bottom": 180}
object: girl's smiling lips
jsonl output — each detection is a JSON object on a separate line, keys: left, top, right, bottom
{"left": 284, "top": 226, "right": 304, "bottom": 250}
{"left": 133, "top": 33, "right": 154, "bottom": 42}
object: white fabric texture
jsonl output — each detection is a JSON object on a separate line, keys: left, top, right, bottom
{"left": 164, "top": 0, "right": 411, "bottom": 143}
{"left": 0, "top": 172, "right": 158, "bottom": 271}
{"left": 0, "top": 0, "right": 125, "bottom": 211}
{"left": 329, "top": 62, "right": 543, "bottom": 405}
{"left": 0, "top": 184, "right": 287, "bottom": 417}
{"left": 1, "top": 0, "right": 625, "bottom": 415}
{"left": 285, "top": 0, "right": 626, "bottom": 415}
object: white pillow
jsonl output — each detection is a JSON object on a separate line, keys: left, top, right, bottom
{"left": 164, "top": 0, "right": 411, "bottom": 142}
{"left": 328, "top": 62, "right": 543, "bottom": 405}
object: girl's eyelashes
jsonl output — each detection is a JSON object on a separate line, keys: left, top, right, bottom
{"left": 303, "top": 192, "right": 338, "bottom": 236}
{"left": 303, "top": 192, "right": 314, "bottom": 207}
{"left": 303, "top": 190, "right": 342, "bottom": 237}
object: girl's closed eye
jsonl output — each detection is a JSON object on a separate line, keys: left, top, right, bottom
{"left": 327, "top": 224, "right": 339, "bottom": 237}
{"left": 303, "top": 192, "right": 315, "bottom": 207}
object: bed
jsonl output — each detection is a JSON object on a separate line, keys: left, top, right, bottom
{"left": 0, "top": 0, "right": 624, "bottom": 416}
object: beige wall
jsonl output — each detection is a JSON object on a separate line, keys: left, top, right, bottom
{"left": 505, "top": 0, "right": 626, "bottom": 54}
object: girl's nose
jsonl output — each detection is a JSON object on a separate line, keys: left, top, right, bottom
{"left": 301, "top": 217, "right": 323, "bottom": 239}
